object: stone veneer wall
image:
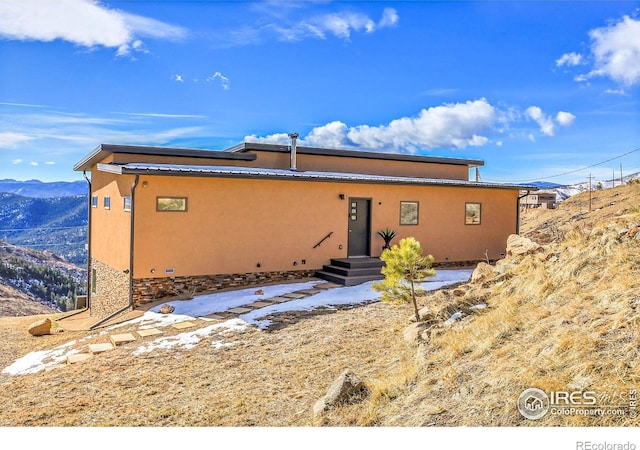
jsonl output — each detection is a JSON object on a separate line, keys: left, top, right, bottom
{"left": 90, "top": 258, "right": 130, "bottom": 318}
{"left": 132, "top": 269, "right": 316, "bottom": 306}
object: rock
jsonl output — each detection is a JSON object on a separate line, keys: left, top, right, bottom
{"left": 254, "top": 289, "right": 264, "bottom": 295}
{"left": 159, "top": 304, "right": 175, "bottom": 314}
{"left": 313, "top": 370, "right": 368, "bottom": 416}
{"left": 403, "top": 322, "right": 429, "bottom": 343}
{"left": 28, "top": 318, "right": 53, "bottom": 336}
{"left": 506, "top": 234, "right": 542, "bottom": 258}
{"left": 452, "top": 288, "right": 466, "bottom": 297}
{"left": 471, "top": 262, "right": 497, "bottom": 283}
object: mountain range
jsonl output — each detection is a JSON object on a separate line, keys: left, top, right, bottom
{"left": 0, "top": 178, "right": 87, "bottom": 198}
{"left": 0, "top": 181, "right": 88, "bottom": 266}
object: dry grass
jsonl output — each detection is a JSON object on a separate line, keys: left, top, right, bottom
{"left": 1, "top": 184, "right": 639, "bottom": 427}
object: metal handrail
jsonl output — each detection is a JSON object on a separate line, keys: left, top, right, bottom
{"left": 313, "top": 231, "right": 333, "bottom": 249}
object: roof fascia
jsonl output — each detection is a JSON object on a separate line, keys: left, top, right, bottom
{"left": 74, "top": 143, "right": 256, "bottom": 172}
{"left": 224, "top": 142, "right": 485, "bottom": 167}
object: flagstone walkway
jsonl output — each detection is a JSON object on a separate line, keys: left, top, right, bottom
{"left": 61, "top": 281, "right": 341, "bottom": 366}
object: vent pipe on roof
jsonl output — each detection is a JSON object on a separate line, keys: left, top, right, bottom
{"left": 288, "top": 132, "right": 299, "bottom": 171}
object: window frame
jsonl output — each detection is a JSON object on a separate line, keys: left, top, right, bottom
{"left": 399, "top": 201, "right": 419, "bottom": 226}
{"left": 156, "top": 196, "right": 188, "bottom": 212}
{"left": 123, "top": 196, "right": 131, "bottom": 212}
{"left": 103, "top": 196, "right": 110, "bottom": 210}
{"left": 465, "top": 202, "right": 482, "bottom": 225}
{"left": 91, "top": 195, "right": 98, "bottom": 208}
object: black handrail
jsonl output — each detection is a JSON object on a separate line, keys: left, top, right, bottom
{"left": 313, "top": 231, "right": 333, "bottom": 249}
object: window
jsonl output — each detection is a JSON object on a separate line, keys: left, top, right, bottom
{"left": 465, "top": 202, "right": 481, "bottom": 225}
{"left": 123, "top": 196, "right": 131, "bottom": 212}
{"left": 400, "top": 201, "right": 419, "bottom": 225}
{"left": 91, "top": 195, "right": 98, "bottom": 208}
{"left": 104, "top": 196, "right": 110, "bottom": 210}
{"left": 157, "top": 196, "right": 188, "bottom": 212}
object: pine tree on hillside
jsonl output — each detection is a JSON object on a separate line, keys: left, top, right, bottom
{"left": 372, "top": 237, "right": 436, "bottom": 322}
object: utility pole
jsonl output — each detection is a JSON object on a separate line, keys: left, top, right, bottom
{"left": 620, "top": 163, "right": 623, "bottom": 185}
{"left": 588, "top": 173, "right": 593, "bottom": 211}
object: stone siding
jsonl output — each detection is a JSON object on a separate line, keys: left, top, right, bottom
{"left": 90, "top": 258, "right": 130, "bottom": 318}
{"left": 132, "top": 269, "right": 316, "bottom": 306}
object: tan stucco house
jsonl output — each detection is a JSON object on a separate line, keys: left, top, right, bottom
{"left": 74, "top": 140, "right": 535, "bottom": 323}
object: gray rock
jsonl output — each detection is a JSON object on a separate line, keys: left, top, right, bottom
{"left": 159, "top": 304, "right": 175, "bottom": 314}
{"left": 403, "top": 322, "right": 429, "bottom": 343}
{"left": 313, "top": 370, "right": 368, "bottom": 416}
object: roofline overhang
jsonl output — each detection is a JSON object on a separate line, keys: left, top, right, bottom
{"left": 73, "top": 143, "right": 256, "bottom": 172}
{"left": 97, "top": 163, "right": 536, "bottom": 191}
{"left": 225, "top": 142, "right": 485, "bottom": 168}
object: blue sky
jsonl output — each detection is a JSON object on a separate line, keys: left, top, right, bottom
{"left": 0, "top": 1, "right": 639, "bottom": 184}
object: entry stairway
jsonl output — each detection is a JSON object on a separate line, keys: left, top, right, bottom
{"left": 315, "top": 257, "right": 385, "bottom": 286}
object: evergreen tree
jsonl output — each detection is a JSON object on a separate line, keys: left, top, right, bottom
{"left": 372, "top": 237, "right": 436, "bottom": 322}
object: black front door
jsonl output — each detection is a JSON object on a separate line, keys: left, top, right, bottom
{"left": 347, "top": 198, "right": 371, "bottom": 257}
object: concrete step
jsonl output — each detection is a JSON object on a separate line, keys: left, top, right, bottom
{"left": 321, "top": 264, "right": 384, "bottom": 277}
{"left": 329, "top": 258, "right": 384, "bottom": 270}
{"left": 314, "top": 270, "right": 384, "bottom": 286}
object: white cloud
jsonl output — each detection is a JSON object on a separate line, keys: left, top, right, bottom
{"left": 274, "top": 8, "right": 398, "bottom": 41}
{"left": 379, "top": 8, "right": 399, "bottom": 28}
{"left": 604, "top": 88, "right": 626, "bottom": 95}
{"left": 174, "top": 74, "right": 184, "bottom": 83}
{"left": 207, "top": 72, "right": 230, "bottom": 90}
{"left": 0, "top": 0, "right": 186, "bottom": 56}
{"left": 556, "top": 111, "right": 576, "bottom": 127}
{"left": 556, "top": 52, "right": 583, "bottom": 67}
{"left": 526, "top": 107, "right": 576, "bottom": 136}
{"left": 29, "top": 161, "right": 38, "bottom": 166}
{"left": 0, "top": 131, "right": 33, "bottom": 148}
{"left": 12, "top": 159, "right": 22, "bottom": 165}
{"left": 45, "top": 161, "right": 56, "bottom": 165}
{"left": 248, "top": 99, "right": 498, "bottom": 152}
{"left": 525, "top": 106, "right": 555, "bottom": 136}
{"left": 578, "top": 15, "right": 640, "bottom": 86}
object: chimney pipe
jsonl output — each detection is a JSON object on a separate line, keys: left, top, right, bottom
{"left": 288, "top": 132, "right": 299, "bottom": 171}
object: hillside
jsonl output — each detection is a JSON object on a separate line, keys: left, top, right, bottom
{"left": 0, "top": 183, "right": 638, "bottom": 427}
{"left": 0, "top": 193, "right": 87, "bottom": 266}
{"left": 0, "top": 179, "right": 87, "bottom": 198}
{"left": 0, "top": 241, "right": 86, "bottom": 316}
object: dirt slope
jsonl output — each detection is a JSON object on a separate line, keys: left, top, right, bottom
{"left": 0, "top": 183, "right": 638, "bottom": 427}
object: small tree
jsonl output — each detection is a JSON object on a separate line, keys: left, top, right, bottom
{"left": 372, "top": 237, "right": 436, "bottom": 322}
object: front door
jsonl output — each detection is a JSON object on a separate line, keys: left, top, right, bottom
{"left": 347, "top": 198, "right": 371, "bottom": 257}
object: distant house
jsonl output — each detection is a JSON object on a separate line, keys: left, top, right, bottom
{"left": 74, "top": 141, "right": 536, "bottom": 323}
{"left": 521, "top": 191, "right": 557, "bottom": 209}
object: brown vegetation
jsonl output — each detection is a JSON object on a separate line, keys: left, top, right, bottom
{"left": 1, "top": 183, "right": 639, "bottom": 426}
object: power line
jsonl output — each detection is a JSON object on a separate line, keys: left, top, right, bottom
{"left": 490, "top": 146, "right": 640, "bottom": 184}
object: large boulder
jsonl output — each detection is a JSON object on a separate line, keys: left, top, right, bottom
{"left": 506, "top": 234, "right": 542, "bottom": 258}
{"left": 313, "top": 370, "right": 368, "bottom": 416}
{"left": 28, "top": 318, "right": 53, "bottom": 336}
{"left": 471, "top": 262, "right": 498, "bottom": 283}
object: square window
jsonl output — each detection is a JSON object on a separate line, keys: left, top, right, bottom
{"left": 400, "top": 201, "right": 419, "bottom": 225}
{"left": 104, "top": 196, "right": 110, "bottom": 210}
{"left": 123, "top": 196, "right": 131, "bottom": 212}
{"left": 156, "top": 197, "right": 188, "bottom": 212}
{"left": 91, "top": 195, "right": 98, "bottom": 208}
{"left": 465, "top": 203, "right": 481, "bottom": 225}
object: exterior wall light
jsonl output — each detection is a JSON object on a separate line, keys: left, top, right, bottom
{"left": 339, "top": 194, "right": 345, "bottom": 200}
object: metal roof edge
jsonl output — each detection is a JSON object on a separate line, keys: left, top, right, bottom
{"left": 74, "top": 143, "right": 256, "bottom": 171}
{"left": 225, "top": 141, "right": 485, "bottom": 167}
{"left": 115, "top": 163, "right": 532, "bottom": 191}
